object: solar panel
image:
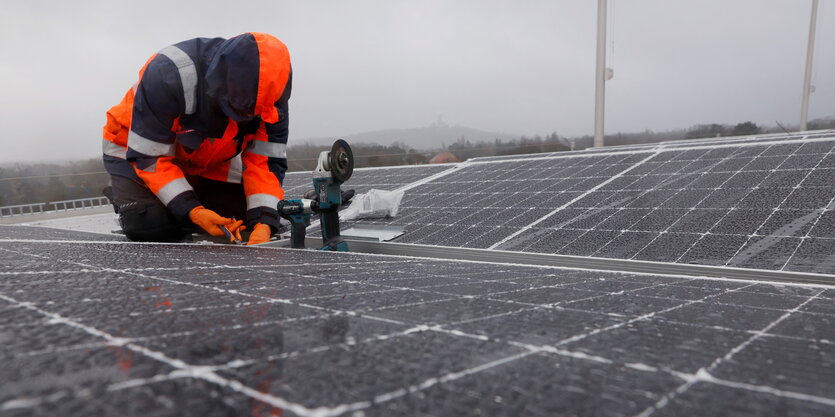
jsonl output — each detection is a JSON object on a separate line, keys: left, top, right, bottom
{"left": 348, "top": 135, "right": 835, "bottom": 274}
{"left": 470, "top": 151, "right": 568, "bottom": 162}
{"left": 468, "top": 130, "right": 835, "bottom": 163}
{"left": 1, "top": 226, "right": 834, "bottom": 416}
{"left": 355, "top": 152, "right": 652, "bottom": 246}
{"left": 469, "top": 146, "right": 642, "bottom": 163}
{"left": 661, "top": 129, "right": 835, "bottom": 149}
{"left": 500, "top": 138, "right": 835, "bottom": 274}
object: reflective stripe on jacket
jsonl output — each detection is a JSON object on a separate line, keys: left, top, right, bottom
{"left": 101, "top": 32, "right": 291, "bottom": 230}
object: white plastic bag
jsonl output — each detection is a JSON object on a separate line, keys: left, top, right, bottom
{"left": 340, "top": 188, "right": 405, "bottom": 221}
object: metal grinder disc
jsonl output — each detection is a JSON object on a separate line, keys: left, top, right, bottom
{"left": 329, "top": 139, "right": 354, "bottom": 182}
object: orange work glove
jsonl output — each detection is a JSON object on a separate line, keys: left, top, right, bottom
{"left": 225, "top": 221, "right": 246, "bottom": 243}
{"left": 189, "top": 206, "right": 241, "bottom": 237}
{"left": 247, "top": 223, "right": 272, "bottom": 245}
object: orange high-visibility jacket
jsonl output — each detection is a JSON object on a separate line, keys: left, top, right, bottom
{"left": 102, "top": 32, "right": 292, "bottom": 231}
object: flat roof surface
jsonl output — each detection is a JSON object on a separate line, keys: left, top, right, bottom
{"left": 2, "top": 225, "right": 834, "bottom": 416}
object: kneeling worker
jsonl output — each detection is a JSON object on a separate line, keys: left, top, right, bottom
{"left": 101, "top": 32, "right": 291, "bottom": 245}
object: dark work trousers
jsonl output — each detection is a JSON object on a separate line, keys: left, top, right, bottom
{"left": 106, "top": 175, "right": 247, "bottom": 242}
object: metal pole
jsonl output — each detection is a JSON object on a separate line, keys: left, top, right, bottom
{"left": 594, "top": 0, "right": 607, "bottom": 147}
{"left": 800, "top": 0, "right": 819, "bottom": 131}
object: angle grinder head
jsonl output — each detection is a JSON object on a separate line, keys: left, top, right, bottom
{"left": 328, "top": 139, "right": 354, "bottom": 183}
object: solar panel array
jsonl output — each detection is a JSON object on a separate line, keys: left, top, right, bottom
{"left": 499, "top": 139, "right": 835, "bottom": 273}
{"left": 469, "top": 130, "right": 835, "bottom": 162}
{"left": 348, "top": 151, "right": 644, "bottom": 247}
{"left": 2, "top": 226, "right": 834, "bottom": 416}
{"left": 661, "top": 130, "right": 835, "bottom": 150}
{"left": 351, "top": 135, "right": 835, "bottom": 275}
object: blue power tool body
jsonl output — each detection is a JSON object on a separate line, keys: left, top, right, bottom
{"left": 278, "top": 139, "right": 353, "bottom": 251}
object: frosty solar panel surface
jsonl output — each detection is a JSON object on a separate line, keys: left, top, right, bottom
{"left": 498, "top": 139, "right": 835, "bottom": 274}
{"left": 2, "top": 225, "right": 834, "bottom": 416}
{"left": 359, "top": 152, "right": 652, "bottom": 246}
{"left": 353, "top": 135, "right": 835, "bottom": 275}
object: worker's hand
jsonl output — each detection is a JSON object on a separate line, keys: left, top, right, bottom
{"left": 189, "top": 206, "right": 237, "bottom": 237}
{"left": 226, "top": 220, "right": 246, "bottom": 243}
{"left": 247, "top": 223, "right": 272, "bottom": 245}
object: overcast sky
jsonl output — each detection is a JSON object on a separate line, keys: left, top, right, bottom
{"left": 0, "top": 0, "right": 832, "bottom": 163}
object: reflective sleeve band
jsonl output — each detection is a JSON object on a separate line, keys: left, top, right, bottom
{"left": 128, "top": 130, "right": 175, "bottom": 157}
{"left": 247, "top": 193, "right": 280, "bottom": 210}
{"left": 102, "top": 139, "right": 127, "bottom": 159}
{"left": 156, "top": 177, "right": 193, "bottom": 206}
{"left": 247, "top": 140, "right": 287, "bottom": 158}
{"left": 227, "top": 154, "right": 243, "bottom": 184}
{"left": 159, "top": 45, "right": 197, "bottom": 115}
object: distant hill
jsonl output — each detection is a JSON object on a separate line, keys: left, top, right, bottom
{"left": 300, "top": 122, "right": 519, "bottom": 150}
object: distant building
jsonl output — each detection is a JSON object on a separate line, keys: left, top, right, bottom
{"left": 429, "top": 151, "right": 461, "bottom": 164}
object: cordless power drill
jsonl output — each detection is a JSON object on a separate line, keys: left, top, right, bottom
{"left": 277, "top": 139, "right": 354, "bottom": 251}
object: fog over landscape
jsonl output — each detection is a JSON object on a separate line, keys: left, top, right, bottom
{"left": 0, "top": 0, "right": 833, "bottom": 163}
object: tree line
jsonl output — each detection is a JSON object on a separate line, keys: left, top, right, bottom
{"left": 0, "top": 159, "right": 108, "bottom": 207}
{"left": 2, "top": 118, "right": 834, "bottom": 206}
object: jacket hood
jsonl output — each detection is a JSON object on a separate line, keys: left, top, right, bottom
{"left": 205, "top": 32, "right": 291, "bottom": 124}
